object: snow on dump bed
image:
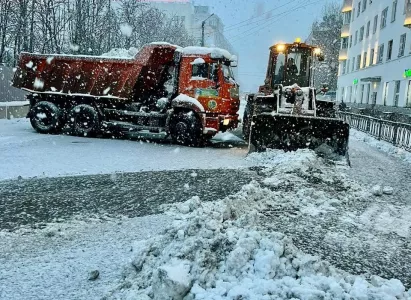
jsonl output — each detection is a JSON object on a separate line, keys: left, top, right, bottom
{"left": 179, "top": 46, "right": 233, "bottom": 60}
{"left": 101, "top": 47, "right": 139, "bottom": 58}
{"left": 104, "top": 149, "right": 410, "bottom": 300}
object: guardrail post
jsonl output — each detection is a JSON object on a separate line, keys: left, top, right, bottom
{"left": 393, "top": 125, "right": 398, "bottom": 145}
{"left": 378, "top": 120, "right": 382, "bottom": 140}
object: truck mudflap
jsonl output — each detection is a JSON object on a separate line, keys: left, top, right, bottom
{"left": 249, "top": 114, "right": 350, "bottom": 156}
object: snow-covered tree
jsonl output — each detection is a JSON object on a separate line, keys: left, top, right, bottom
{"left": 309, "top": 2, "right": 342, "bottom": 91}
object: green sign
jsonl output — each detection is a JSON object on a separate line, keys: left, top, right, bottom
{"left": 353, "top": 79, "right": 359, "bottom": 85}
{"left": 404, "top": 69, "right": 411, "bottom": 78}
{"left": 195, "top": 88, "right": 219, "bottom": 97}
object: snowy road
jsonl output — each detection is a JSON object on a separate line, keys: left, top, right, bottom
{"left": 1, "top": 118, "right": 411, "bottom": 299}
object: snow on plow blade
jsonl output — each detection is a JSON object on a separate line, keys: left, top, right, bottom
{"left": 249, "top": 114, "right": 349, "bottom": 156}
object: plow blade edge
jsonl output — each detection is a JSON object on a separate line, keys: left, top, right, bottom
{"left": 249, "top": 114, "right": 349, "bottom": 156}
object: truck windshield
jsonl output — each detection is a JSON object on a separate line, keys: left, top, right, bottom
{"left": 273, "top": 47, "right": 312, "bottom": 87}
{"left": 222, "top": 64, "right": 235, "bottom": 82}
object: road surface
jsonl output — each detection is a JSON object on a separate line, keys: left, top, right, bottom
{"left": 1, "top": 119, "right": 411, "bottom": 290}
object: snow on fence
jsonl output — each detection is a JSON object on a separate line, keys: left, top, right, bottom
{"left": 339, "top": 112, "right": 411, "bottom": 152}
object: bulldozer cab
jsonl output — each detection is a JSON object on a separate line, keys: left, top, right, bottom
{"left": 265, "top": 42, "right": 322, "bottom": 90}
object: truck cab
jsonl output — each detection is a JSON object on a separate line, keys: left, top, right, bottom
{"left": 176, "top": 47, "right": 239, "bottom": 134}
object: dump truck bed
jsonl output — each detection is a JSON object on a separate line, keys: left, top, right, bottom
{"left": 12, "top": 43, "right": 177, "bottom": 100}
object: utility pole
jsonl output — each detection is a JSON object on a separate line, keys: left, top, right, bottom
{"left": 201, "top": 13, "right": 214, "bottom": 47}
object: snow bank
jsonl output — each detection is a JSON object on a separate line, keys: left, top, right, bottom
{"left": 350, "top": 129, "right": 411, "bottom": 164}
{"left": 104, "top": 150, "right": 410, "bottom": 300}
{"left": 101, "top": 47, "right": 139, "bottom": 58}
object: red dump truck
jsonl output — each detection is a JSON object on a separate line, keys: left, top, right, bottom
{"left": 12, "top": 42, "right": 240, "bottom": 146}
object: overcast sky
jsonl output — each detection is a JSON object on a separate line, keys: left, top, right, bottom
{"left": 193, "top": 0, "right": 334, "bottom": 91}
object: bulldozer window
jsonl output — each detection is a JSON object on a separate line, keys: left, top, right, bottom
{"left": 273, "top": 48, "right": 312, "bottom": 87}
{"left": 222, "top": 64, "right": 235, "bottom": 82}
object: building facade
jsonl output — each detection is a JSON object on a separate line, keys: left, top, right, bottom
{"left": 338, "top": 0, "right": 411, "bottom": 111}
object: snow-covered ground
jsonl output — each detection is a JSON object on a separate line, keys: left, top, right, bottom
{"left": 0, "top": 118, "right": 249, "bottom": 181}
{"left": 1, "top": 148, "right": 410, "bottom": 299}
{"left": 350, "top": 129, "right": 411, "bottom": 164}
{"left": 1, "top": 117, "right": 411, "bottom": 299}
{"left": 0, "top": 214, "right": 171, "bottom": 300}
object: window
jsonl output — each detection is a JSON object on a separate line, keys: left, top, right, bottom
{"left": 191, "top": 62, "right": 215, "bottom": 80}
{"left": 341, "top": 87, "right": 345, "bottom": 102}
{"left": 341, "top": 37, "right": 348, "bottom": 49}
{"left": 349, "top": 35, "right": 353, "bottom": 47}
{"left": 353, "top": 85, "right": 358, "bottom": 103}
{"left": 360, "top": 84, "right": 365, "bottom": 103}
{"left": 387, "top": 40, "right": 393, "bottom": 60}
{"left": 357, "top": 2, "right": 361, "bottom": 16}
{"left": 373, "top": 15, "right": 378, "bottom": 33}
{"left": 370, "top": 48, "right": 375, "bottom": 65}
{"left": 407, "top": 81, "right": 411, "bottom": 107}
{"left": 362, "top": 0, "right": 367, "bottom": 12}
{"left": 383, "top": 82, "right": 389, "bottom": 105}
{"left": 404, "top": 0, "right": 408, "bottom": 15}
{"left": 344, "top": 11, "right": 352, "bottom": 24}
{"left": 354, "top": 31, "right": 358, "bottom": 45}
{"left": 346, "top": 59, "right": 350, "bottom": 73}
{"left": 359, "top": 26, "right": 364, "bottom": 41}
{"left": 399, "top": 33, "right": 406, "bottom": 57}
{"left": 356, "top": 54, "right": 361, "bottom": 70}
{"left": 352, "top": 8, "right": 356, "bottom": 22}
{"left": 372, "top": 92, "right": 377, "bottom": 105}
{"left": 366, "top": 21, "right": 371, "bottom": 37}
{"left": 392, "top": 0, "right": 398, "bottom": 22}
{"left": 347, "top": 86, "right": 352, "bottom": 102}
{"left": 378, "top": 44, "right": 385, "bottom": 63}
{"left": 352, "top": 57, "right": 356, "bottom": 72}
{"left": 341, "top": 61, "right": 347, "bottom": 75}
{"left": 381, "top": 7, "right": 388, "bottom": 29}
{"left": 362, "top": 52, "right": 367, "bottom": 67}
{"left": 393, "top": 81, "right": 400, "bottom": 106}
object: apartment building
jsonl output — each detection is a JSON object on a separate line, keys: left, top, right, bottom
{"left": 338, "top": 0, "right": 411, "bottom": 111}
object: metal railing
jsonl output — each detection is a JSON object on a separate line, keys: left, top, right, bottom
{"left": 338, "top": 112, "right": 411, "bottom": 152}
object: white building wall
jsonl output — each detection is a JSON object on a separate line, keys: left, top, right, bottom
{"left": 338, "top": 0, "right": 411, "bottom": 109}
{"left": 146, "top": 0, "right": 195, "bottom": 36}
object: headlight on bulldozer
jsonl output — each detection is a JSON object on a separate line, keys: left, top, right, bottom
{"left": 223, "top": 118, "right": 230, "bottom": 126}
{"left": 230, "top": 87, "right": 239, "bottom": 99}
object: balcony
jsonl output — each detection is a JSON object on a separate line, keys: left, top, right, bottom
{"left": 342, "top": 0, "right": 353, "bottom": 12}
{"left": 339, "top": 48, "right": 348, "bottom": 61}
{"left": 405, "top": 1, "right": 411, "bottom": 28}
{"left": 341, "top": 24, "right": 350, "bottom": 38}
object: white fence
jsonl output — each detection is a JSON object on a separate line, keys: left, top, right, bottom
{"left": 339, "top": 112, "right": 411, "bottom": 152}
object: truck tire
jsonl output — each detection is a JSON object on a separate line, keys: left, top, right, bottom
{"left": 29, "top": 101, "right": 63, "bottom": 134}
{"left": 69, "top": 104, "right": 100, "bottom": 137}
{"left": 170, "top": 111, "right": 203, "bottom": 147}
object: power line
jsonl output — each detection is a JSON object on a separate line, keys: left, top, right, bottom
{"left": 223, "top": 0, "right": 301, "bottom": 31}
{"left": 230, "top": 0, "right": 323, "bottom": 44}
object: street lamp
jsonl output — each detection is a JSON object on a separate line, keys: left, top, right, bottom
{"left": 201, "top": 13, "right": 214, "bottom": 47}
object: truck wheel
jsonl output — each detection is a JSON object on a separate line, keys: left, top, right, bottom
{"left": 69, "top": 104, "right": 100, "bottom": 137}
{"left": 170, "top": 111, "right": 203, "bottom": 147}
{"left": 29, "top": 101, "right": 62, "bottom": 134}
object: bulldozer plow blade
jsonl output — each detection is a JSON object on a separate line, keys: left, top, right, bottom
{"left": 249, "top": 114, "right": 350, "bottom": 156}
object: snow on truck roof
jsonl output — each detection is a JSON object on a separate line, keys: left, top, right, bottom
{"left": 177, "top": 46, "right": 233, "bottom": 60}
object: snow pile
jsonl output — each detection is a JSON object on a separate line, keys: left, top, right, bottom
{"left": 101, "top": 47, "right": 139, "bottom": 58}
{"left": 350, "top": 129, "right": 411, "bottom": 164}
{"left": 104, "top": 150, "right": 410, "bottom": 300}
